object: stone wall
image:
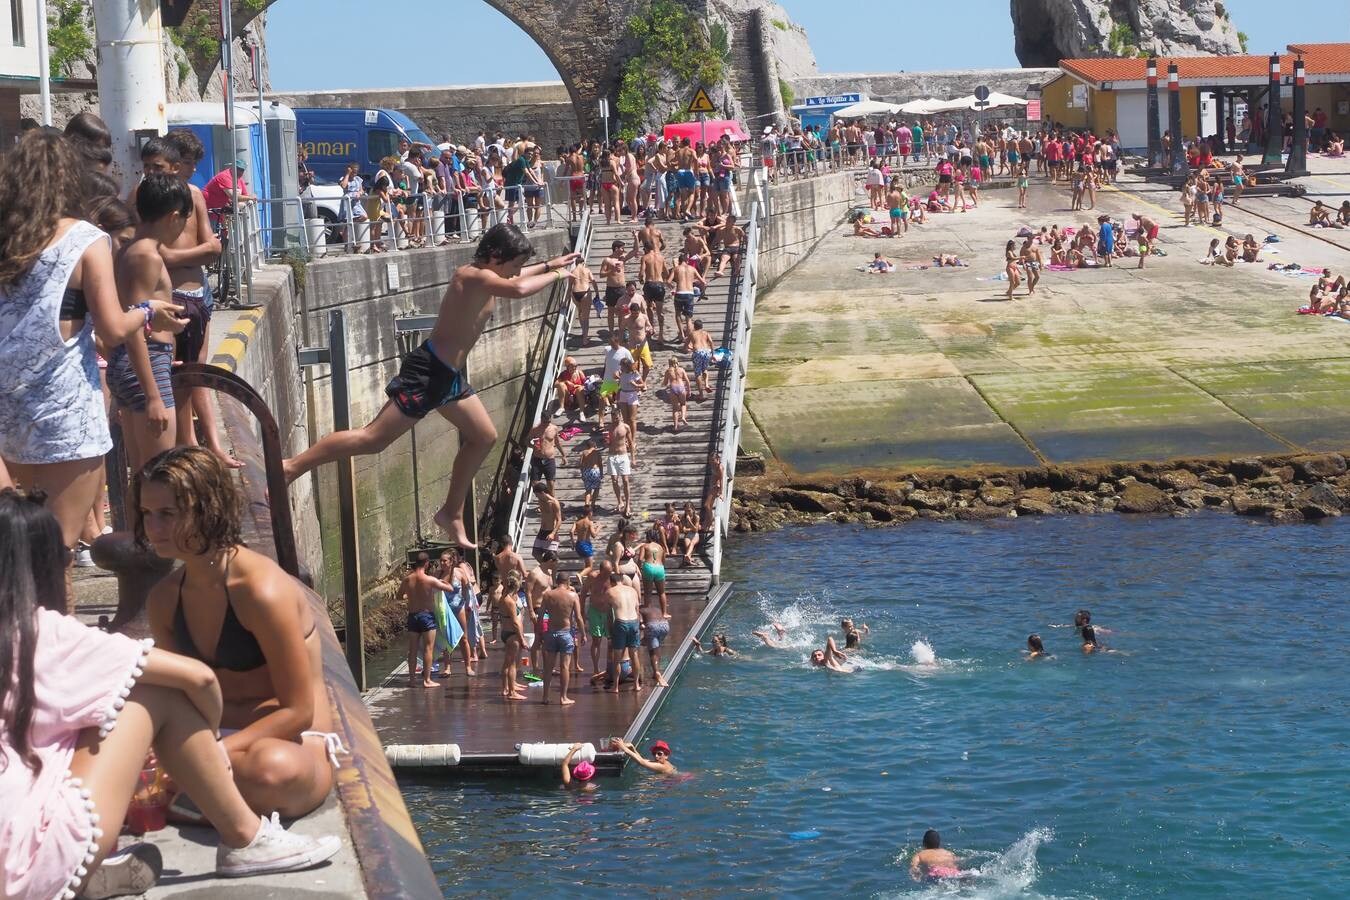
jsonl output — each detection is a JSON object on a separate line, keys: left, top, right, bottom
{"left": 757, "top": 171, "right": 857, "bottom": 289}
{"left": 293, "top": 232, "right": 571, "bottom": 603}
{"left": 790, "top": 69, "right": 1061, "bottom": 107}
{"left": 267, "top": 83, "right": 581, "bottom": 153}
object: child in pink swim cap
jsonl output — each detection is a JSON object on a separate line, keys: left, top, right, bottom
{"left": 561, "top": 743, "right": 598, "bottom": 793}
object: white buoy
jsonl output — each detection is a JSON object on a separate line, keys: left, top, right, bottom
{"left": 384, "top": 744, "right": 461, "bottom": 767}
{"left": 517, "top": 742, "right": 596, "bottom": 766}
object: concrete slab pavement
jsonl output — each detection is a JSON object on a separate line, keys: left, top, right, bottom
{"left": 746, "top": 167, "right": 1350, "bottom": 475}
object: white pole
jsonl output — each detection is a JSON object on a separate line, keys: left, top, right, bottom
{"left": 35, "top": 0, "right": 51, "bottom": 125}
{"left": 91, "top": 1, "right": 166, "bottom": 182}
{"left": 92, "top": 0, "right": 166, "bottom": 184}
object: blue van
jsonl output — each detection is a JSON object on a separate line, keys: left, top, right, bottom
{"left": 293, "top": 108, "right": 436, "bottom": 183}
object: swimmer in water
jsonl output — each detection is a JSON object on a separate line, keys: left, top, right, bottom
{"left": 752, "top": 622, "right": 788, "bottom": 648}
{"left": 1081, "top": 624, "right": 1103, "bottom": 653}
{"left": 810, "top": 636, "right": 853, "bottom": 673}
{"left": 1026, "top": 633, "right": 1049, "bottom": 659}
{"left": 613, "top": 738, "right": 676, "bottom": 775}
{"left": 691, "top": 633, "right": 737, "bottom": 657}
{"left": 910, "top": 829, "right": 962, "bottom": 881}
{"left": 561, "top": 743, "right": 598, "bottom": 793}
{"left": 841, "top": 618, "right": 870, "bottom": 649}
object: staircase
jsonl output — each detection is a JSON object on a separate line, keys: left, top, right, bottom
{"left": 519, "top": 215, "right": 747, "bottom": 601}
{"left": 725, "top": 12, "right": 775, "bottom": 133}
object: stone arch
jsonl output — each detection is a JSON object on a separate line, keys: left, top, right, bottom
{"left": 226, "top": 0, "right": 634, "bottom": 139}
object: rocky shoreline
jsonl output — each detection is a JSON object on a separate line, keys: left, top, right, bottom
{"left": 730, "top": 452, "right": 1350, "bottom": 532}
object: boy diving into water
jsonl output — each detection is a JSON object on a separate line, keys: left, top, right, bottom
{"left": 283, "top": 224, "right": 581, "bottom": 548}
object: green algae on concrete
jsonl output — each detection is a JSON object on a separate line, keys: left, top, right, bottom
{"left": 970, "top": 367, "right": 1288, "bottom": 462}
{"left": 745, "top": 376, "right": 1039, "bottom": 472}
{"left": 1181, "top": 359, "right": 1350, "bottom": 450}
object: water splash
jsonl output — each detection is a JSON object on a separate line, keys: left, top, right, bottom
{"left": 911, "top": 640, "right": 938, "bottom": 666}
{"left": 883, "top": 828, "right": 1057, "bottom": 899}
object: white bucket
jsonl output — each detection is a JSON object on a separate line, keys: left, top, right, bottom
{"left": 305, "top": 218, "right": 327, "bottom": 258}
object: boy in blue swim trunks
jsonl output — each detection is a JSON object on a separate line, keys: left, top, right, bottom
{"left": 285, "top": 224, "right": 581, "bottom": 548}
{"left": 539, "top": 568, "right": 585, "bottom": 705}
{"left": 685, "top": 319, "right": 716, "bottom": 400}
{"left": 401, "top": 552, "right": 457, "bottom": 688}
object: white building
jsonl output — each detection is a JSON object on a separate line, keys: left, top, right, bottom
{"left": 1, "top": 0, "right": 95, "bottom": 144}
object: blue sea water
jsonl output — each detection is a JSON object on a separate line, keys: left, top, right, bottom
{"left": 399, "top": 514, "right": 1349, "bottom": 898}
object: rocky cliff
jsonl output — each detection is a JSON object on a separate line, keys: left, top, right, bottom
{"left": 1012, "top": 0, "right": 1243, "bottom": 67}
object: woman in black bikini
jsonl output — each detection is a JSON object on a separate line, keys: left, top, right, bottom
{"left": 141, "top": 447, "right": 339, "bottom": 819}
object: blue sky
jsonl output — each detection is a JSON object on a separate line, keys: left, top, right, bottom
{"left": 268, "top": 0, "right": 1349, "bottom": 90}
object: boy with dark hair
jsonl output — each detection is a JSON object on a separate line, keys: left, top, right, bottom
{"left": 284, "top": 224, "right": 581, "bottom": 548}
{"left": 138, "top": 137, "right": 181, "bottom": 177}
{"left": 109, "top": 173, "right": 193, "bottom": 469}
{"left": 159, "top": 129, "right": 237, "bottom": 468}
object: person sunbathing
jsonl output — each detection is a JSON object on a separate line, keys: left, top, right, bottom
{"left": 1326, "top": 132, "right": 1344, "bottom": 156}
{"left": 932, "top": 254, "right": 968, "bottom": 267}
{"left": 1241, "top": 234, "right": 1261, "bottom": 263}
{"left": 1049, "top": 239, "right": 1067, "bottom": 266}
{"left": 865, "top": 252, "right": 895, "bottom": 273}
{"left": 1223, "top": 236, "right": 1240, "bottom": 266}
{"left": 1338, "top": 201, "right": 1350, "bottom": 227}
{"left": 1309, "top": 201, "right": 1333, "bottom": 227}
{"left": 848, "top": 210, "right": 893, "bottom": 238}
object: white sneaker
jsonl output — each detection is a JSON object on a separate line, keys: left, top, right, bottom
{"left": 81, "top": 842, "right": 162, "bottom": 898}
{"left": 216, "top": 813, "right": 341, "bottom": 878}
{"left": 73, "top": 542, "right": 95, "bottom": 568}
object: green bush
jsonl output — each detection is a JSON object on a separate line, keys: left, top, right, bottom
{"left": 778, "top": 77, "right": 794, "bottom": 110}
{"left": 1106, "top": 22, "right": 1139, "bottom": 57}
{"left": 1237, "top": 31, "right": 1249, "bottom": 53}
{"left": 616, "top": 0, "right": 725, "bottom": 135}
{"left": 48, "top": 0, "right": 92, "bottom": 78}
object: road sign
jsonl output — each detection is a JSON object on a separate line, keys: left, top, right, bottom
{"left": 974, "top": 85, "right": 990, "bottom": 101}
{"left": 687, "top": 87, "right": 717, "bottom": 115}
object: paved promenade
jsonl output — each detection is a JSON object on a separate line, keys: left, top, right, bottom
{"left": 744, "top": 165, "right": 1350, "bottom": 474}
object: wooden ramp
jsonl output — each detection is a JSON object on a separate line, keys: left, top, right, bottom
{"left": 364, "top": 214, "right": 744, "bottom": 772}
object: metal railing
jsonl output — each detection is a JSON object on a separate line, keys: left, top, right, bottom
{"left": 498, "top": 209, "right": 595, "bottom": 548}
{"left": 707, "top": 199, "right": 761, "bottom": 583}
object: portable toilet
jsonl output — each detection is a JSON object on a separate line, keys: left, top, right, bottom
{"left": 246, "top": 100, "right": 306, "bottom": 254}
{"left": 165, "top": 102, "right": 273, "bottom": 250}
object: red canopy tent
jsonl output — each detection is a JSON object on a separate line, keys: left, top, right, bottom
{"left": 662, "top": 119, "right": 750, "bottom": 143}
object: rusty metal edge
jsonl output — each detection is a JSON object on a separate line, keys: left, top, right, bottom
{"left": 208, "top": 371, "right": 440, "bottom": 900}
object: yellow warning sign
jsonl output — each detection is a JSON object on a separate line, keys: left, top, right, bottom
{"left": 687, "top": 87, "right": 717, "bottom": 115}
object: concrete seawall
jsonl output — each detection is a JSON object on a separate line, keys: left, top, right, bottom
{"left": 215, "top": 231, "right": 569, "bottom": 620}
{"left": 759, "top": 171, "right": 856, "bottom": 288}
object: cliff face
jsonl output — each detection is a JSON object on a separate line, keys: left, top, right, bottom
{"left": 1012, "top": 0, "right": 1242, "bottom": 67}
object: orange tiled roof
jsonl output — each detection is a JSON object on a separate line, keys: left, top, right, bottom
{"left": 1061, "top": 48, "right": 1350, "bottom": 86}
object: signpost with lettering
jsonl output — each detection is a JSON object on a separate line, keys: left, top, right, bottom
{"left": 802, "top": 93, "right": 862, "bottom": 107}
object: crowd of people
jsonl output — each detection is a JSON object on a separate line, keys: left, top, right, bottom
{"left": 399, "top": 210, "right": 734, "bottom": 704}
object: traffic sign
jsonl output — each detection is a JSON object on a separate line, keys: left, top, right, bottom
{"left": 974, "top": 85, "right": 990, "bottom": 101}
{"left": 687, "top": 87, "right": 717, "bottom": 115}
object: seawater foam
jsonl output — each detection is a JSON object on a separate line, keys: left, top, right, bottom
{"left": 883, "top": 827, "right": 1059, "bottom": 900}
{"left": 910, "top": 640, "right": 938, "bottom": 666}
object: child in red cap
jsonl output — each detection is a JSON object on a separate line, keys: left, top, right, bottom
{"left": 613, "top": 738, "right": 676, "bottom": 775}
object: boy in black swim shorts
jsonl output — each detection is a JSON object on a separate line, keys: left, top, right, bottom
{"left": 284, "top": 224, "right": 582, "bottom": 548}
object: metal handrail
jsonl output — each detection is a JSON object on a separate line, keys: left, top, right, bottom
{"left": 500, "top": 208, "right": 595, "bottom": 548}
{"left": 708, "top": 200, "right": 760, "bottom": 583}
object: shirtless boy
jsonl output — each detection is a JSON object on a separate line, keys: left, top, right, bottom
{"left": 525, "top": 550, "right": 556, "bottom": 672}
{"left": 402, "top": 552, "right": 457, "bottom": 688}
{"left": 494, "top": 534, "right": 529, "bottom": 586}
{"left": 111, "top": 172, "right": 191, "bottom": 470}
{"left": 531, "top": 480, "right": 562, "bottom": 561}
{"left": 539, "top": 569, "right": 585, "bottom": 705}
{"left": 600, "top": 239, "right": 640, "bottom": 338}
{"left": 623, "top": 299, "right": 654, "bottom": 378}
{"left": 639, "top": 239, "right": 671, "bottom": 343}
{"left": 1132, "top": 213, "right": 1160, "bottom": 269}
{"left": 713, "top": 216, "right": 746, "bottom": 280}
{"left": 527, "top": 412, "right": 567, "bottom": 494}
{"left": 284, "top": 224, "right": 581, "bottom": 548}
{"left": 910, "top": 829, "right": 962, "bottom": 881}
{"left": 605, "top": 569, "right": 644, "bottom": 692}
{"left": 686, "top": 319, "right": 716, "bottom": 400}
{"left": 673, "top": 139, "right": 698, "bottom": 220}
{"left": 157, "top": 131, "right": 239, "bottom": 468}
{"left": 583, "top": 560, "right": 613, "bottom": 676}
{"left": 639, "top": 584, "right": 672, "bottom": 687}
{"left": 671, "top": 252, "right": 707, "bottom": 338}
{"left": 607, "top": 409, "right": 634, "bottom": 517}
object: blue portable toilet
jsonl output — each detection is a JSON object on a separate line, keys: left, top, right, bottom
{"left": 245, "top": 100, "right": 305, "bottom": 253}
{"left": 166, "top": 102, "right": 273, "bottom": 249}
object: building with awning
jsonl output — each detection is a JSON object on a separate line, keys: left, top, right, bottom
{"left": 1042, "top": 43, "right": 1350, "bottom": 153}
{"left": 2, "top": 0, "right": 97, "bottom": 144}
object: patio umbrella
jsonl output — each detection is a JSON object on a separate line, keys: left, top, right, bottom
{"left": 662, "top": 119, "right": 750, "bottom": 142}
{"left": 832, "top": 99, "right": 902, "bottom": 119}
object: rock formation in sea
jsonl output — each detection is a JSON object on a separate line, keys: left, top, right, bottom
{"left": 1011, "top": 0, "right": 1244, "bottom": 67}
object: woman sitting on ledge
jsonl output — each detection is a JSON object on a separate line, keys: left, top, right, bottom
{"left": 0, "top": 489, "right": 338, "bottom": 900}
{"left": 140, "top": 447, "right": 342, "bottom": 820}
